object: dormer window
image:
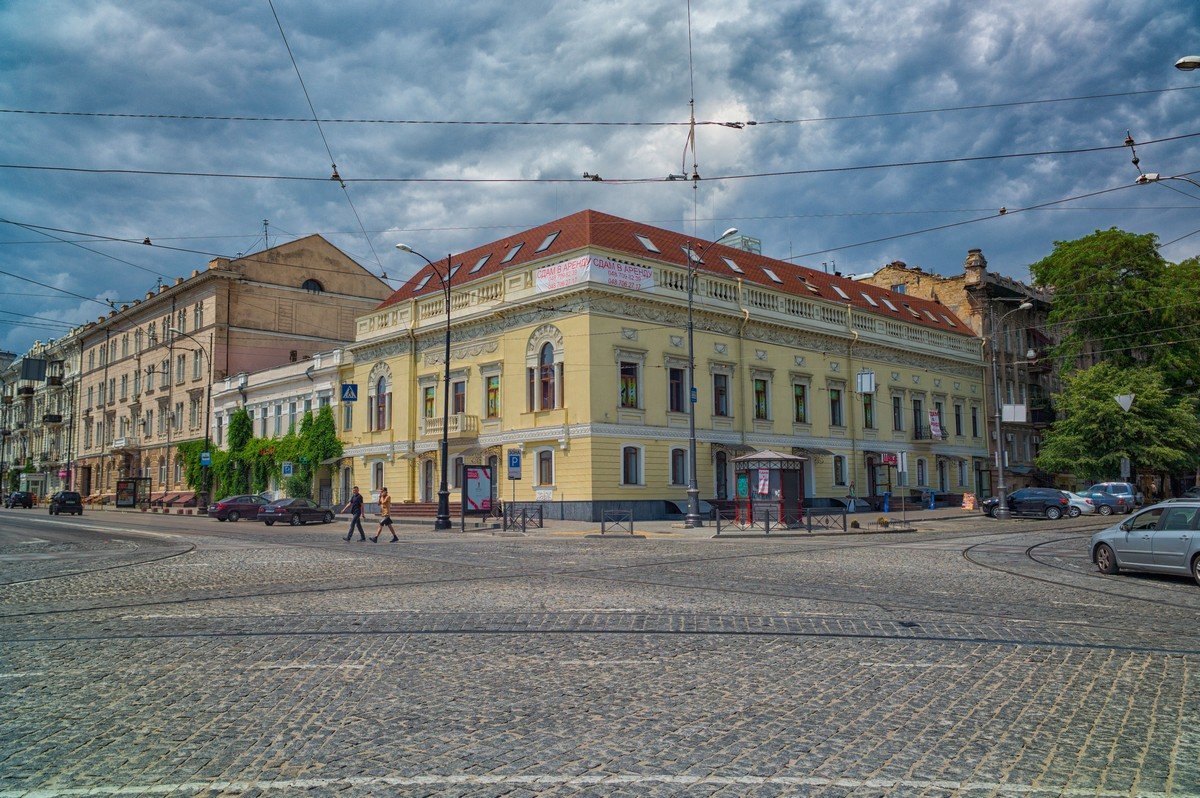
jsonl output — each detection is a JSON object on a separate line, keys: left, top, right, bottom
{"left": 469, "top": 254, "right": 490, "bottom": 273}
{"left": 881, "top": 297, "right": 899, "bottom": 312}
{"left": 831, "top": 285, "right": 850, "bottom": 300}
{"left": 861, "top": 292, "right": 879, "bottom": 307}
{"left": 501, "top": 242, "right": 524, "bottom": 263}
{"left": 301, "top": 279, "right": 324, "bottom": 293}
{"left": 635, "top": 234, "right": 660, "bottom": 253}
{"left": 536, "top": 231, "right": 560, "bottom": 252}
{"left": 761, "top": 268, "right": 783, "bottom": 284}
{"left": 721, "top": 257, "right": 744, "bottom": 274}
{"left": 413, "top": 274, "right": 433, "bottom": 291}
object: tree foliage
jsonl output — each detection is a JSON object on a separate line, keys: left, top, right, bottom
{"left": 1030, "top": 228, "right": 1200, "bottom": 392}
{"left": 1035, "top": 363, "right": 1200, "bottom": 482}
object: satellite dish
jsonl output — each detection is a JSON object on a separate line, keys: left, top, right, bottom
{"left": 1115, "top": 394, "right": 1135, "bottom": 412}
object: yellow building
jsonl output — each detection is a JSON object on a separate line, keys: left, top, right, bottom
{"left": 340, "top": 210, "right": 989, "bottom": 519}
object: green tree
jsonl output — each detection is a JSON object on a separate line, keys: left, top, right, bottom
{"left": 1036, "top": 363, "right": 1200, "bottom": 482}
{"left": 1030, "top": 228, "right": 1200, "bottom": 391}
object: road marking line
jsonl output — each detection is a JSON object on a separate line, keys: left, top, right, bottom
{"left": 0, "top": 775, "right": 1173, "bottom": 797}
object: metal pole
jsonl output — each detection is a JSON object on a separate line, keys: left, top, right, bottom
{"left": 685, "top": 256, "right": 702, "bottom": 528}
{"left": 990, "top": 303, "right": 1012, "bottom": 519}
{"left": 436, "top": 255, "right": 452, "bottom": 530}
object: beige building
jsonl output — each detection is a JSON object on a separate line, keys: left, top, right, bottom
{"left": 73, "top": 235, "right": 391, "bottom": 503}
{"left": 1, "top": 342, "right": 80, "bottom": 501}
{"left": 857, "top": 250, "right": 1057, "bottom": 494}
{"left": 339, "top": 210, "right": 990, "bottom": 520}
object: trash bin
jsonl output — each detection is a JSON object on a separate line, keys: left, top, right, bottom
{"left": 882, "top": 492, "right": 891, "bottom": 513}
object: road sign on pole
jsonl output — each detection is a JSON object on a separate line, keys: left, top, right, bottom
{"left": 341, "top": 383, "right": 358, "bottom": 402}
{"left": 507, "top": 449, "right": 521, "bottom": 480}
{"left": 281, "top": 461, "right": 294, "bottom": 477}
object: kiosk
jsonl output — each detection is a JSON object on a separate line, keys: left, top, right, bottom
{"left": 733, "top": 449, "right": 807, "bottom": 527}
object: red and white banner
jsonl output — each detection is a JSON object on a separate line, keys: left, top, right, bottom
{"left": 535, "top": 255, "right": 653, "bottom": 292}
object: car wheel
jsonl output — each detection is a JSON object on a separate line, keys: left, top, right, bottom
{"left": 1095, "top": 543, "right": 1118, "bottom": 575}
{"left": 1097, "top": 505, "right": 1112, "bottom": 516}
{"left": 1045, "top": 506, "right": 1062, "bottom": 520}
{"left": 323, "top": 511, "right": 334, "bottom": 524}
{"left": 290, "top": 514, "right": 303, "bottom": 526}
{"left": 1067, "top": 506, "right": 1080, "bottom": 518}
{"left": 228, "top": 510, "right": 240, "bottom": 522}
{"left": 1192, "top": 554, "right": 1200, "bottom": 587}
{"left": 264, "top": 520, "right": 275, "bottom": 526}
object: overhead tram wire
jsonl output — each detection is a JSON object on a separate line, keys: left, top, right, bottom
{"left": 2, "top": 217, "right": 172, "bottom": 279}
{"left": 265, "top": 0, "right": 384, "bottom": 278}
{"left": 4, "top": 131, "right": 1200, "bottom": 186}
{"left": 2, "top": 84, "right": 1196, "bottom": 127}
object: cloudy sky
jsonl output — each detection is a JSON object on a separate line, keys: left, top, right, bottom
{"left": 2, "top": 0, "right": 1199, "bottom": 356}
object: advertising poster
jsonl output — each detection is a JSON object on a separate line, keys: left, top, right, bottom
{"left": 116, "top": 480, "right": 137, "bottom": 508}
{"left": 462, "top": 465, "right": 493, "bottom": 514}
{"left": 534, "top": 255, "right": 653, "bottom": 292}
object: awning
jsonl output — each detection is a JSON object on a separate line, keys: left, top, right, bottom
{"left": 792, "top": 446, "right": 833, "bottom": 458}
{"left": 1007, "top": 465, "right": 1034, "bottom": 475}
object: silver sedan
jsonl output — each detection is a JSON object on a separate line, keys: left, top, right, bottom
{"left": 1090, "top": 501, "right": 1200, "bottom": 586}
{"left": 1063, "top": 491, "right": 1097, "bottom": 518}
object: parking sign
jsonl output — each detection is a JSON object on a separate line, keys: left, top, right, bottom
{"left": 507, "top": 449, "right": 521, "bottom": 480}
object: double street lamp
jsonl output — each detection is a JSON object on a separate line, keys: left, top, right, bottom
{"left": 395, "top": 244, "right": 453, "bottom": 530}
{"left": 989, "top": 300, "right": 1033, "bottom": 520}
{"left": 683, "top": 227, "right": 739, "bottom": 528}
{"left": 168, "top": 328, "right": 212, "bottom": 508}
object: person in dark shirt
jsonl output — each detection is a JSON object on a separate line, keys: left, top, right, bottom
{"left": 342, "top": 486, "right": 366, "bottom": 541}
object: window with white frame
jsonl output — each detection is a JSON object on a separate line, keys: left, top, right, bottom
{"left": 828, "top": 383, "right": 844, "bottom": 427}
{"left": 176, "top": 354, "right": 186, "bottom": 384}
{"left": 273, "top": 405, "right": 282, "bottom": 436}
{"left": 713, "top": 372, "right": 730, "bottom": 416}
{"left": 342, "top": 402, "right": 353, "bottom": 431}
{"left": 792, "top": 381, "right": 809, "bottom": 423}
{"left": 192, "top": 350, "right": 202, "bottom": 380}
{"left": 485, "top": 375, "right": 501, "bottom": 418}
{"left": 670, "top": 448, "right": 687, "bottom": 486}
{"left": 916, "top": 458, "right": 927, "bottom": 486}
{"left": 833, "top": 455, "right": 847, "bottom": 486}
{"left": 288, "top": 401, "right": 297, "bottom": 433}
{"left": 536, "top": 449, "right": 554, "bottom": 486}
{"left": 667, "top": 367, "right": 686, "bottom": 413}
{"left": 752, "top": 373, "right": 772, "bottom": 420}
{"left": 621, "top": 446, "right": 642, "bottom": 485}
{"left": 526, "top": 327, "right": 564, "bottom": 411}
{"left": 372, "top": 461, "right": 383, "bottom": 490}
{"left": 958, "top": 460, "right": 968, "bottom": 486}
{"left": 174, "top": 402, "right": 184, "bottom": 432}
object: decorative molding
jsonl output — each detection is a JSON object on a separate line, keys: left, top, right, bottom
{"left": 829, "top": 362, "right": 840, "bottom": 373}
{"left": 425, "top": 339, "right": 498, "bottom": 366}
{"left": 892, "top": 371, "right": 901, "bottom": 381}
{"left": 912, "top": 375, "right": 921, "bottom": 384}
{"left": 934, "top": 379, "right": 943, "bottom": 388}
{"left": 669, "top": 335, "right": 684, "bottom": 348}
{"left": 714, "top": 343, "right": 728, "bottom": 355}
{"left": 755, "top": 349, "right": 767, "bottom": 360}
{"left": 621, "top": 327, "right": 638, "bottom": 341}
{"left": 794, "top": 356, "right": 806, "bottom": 367}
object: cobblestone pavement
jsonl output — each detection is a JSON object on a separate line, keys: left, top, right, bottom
{"left": 0, "top": 509, "right": 1197, "bottom": 797}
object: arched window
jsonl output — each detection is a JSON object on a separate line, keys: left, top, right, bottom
{"left": 833, "top": 455, "right": 847, "bottom": 486}
{"left": 539, "top": 343, "right": 556, "bottom": 409}
{"left": 714, "top": 451, "right": 729, "bottom": 500}
{"left": 372, "top": 461, "right": 384, "bottom": 490}
{"left": 537, "top": 450, "right": 554, "bottom": 486}
{"left": 670, "top": 448, "right": 687, "bottom": 486}
{"left": 375, "top": 376, "right": 390, "bottom": 430}
{"left": 916, "top": 458, "right": 928, "bottom": 486}
{"left": 158, "top": 456, "right": 166, "bottom": 484}
{"left": 525, "top": 325, "right": 564, "bottom": 412}
{"left": 301, "top": 279, "right": 324, "bottom": 293}
{"left": 622, "top": 446, "right": 641, "bottom": 485}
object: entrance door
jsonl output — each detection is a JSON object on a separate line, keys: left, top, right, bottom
{"left": 422, "top": 459, "right": 435, "bottom": 502}
{"left": 714, "top": 452, "right": 728, "bottom": 500}
{"left": 937, "top": 460, "right": 948, "bottom": 493}
{"left": 866, "top": 458, "right": 877, "bottom": 496}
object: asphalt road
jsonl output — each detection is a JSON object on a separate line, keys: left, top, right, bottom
{"left": 1, "top": 508, "right": 1197, "bottom": 797}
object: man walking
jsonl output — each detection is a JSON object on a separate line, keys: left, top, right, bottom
{"left": 342, "top": 486, "right": 366, "bottom": 541}
{"left": 371, "top": 486, "right": 398, "bottom": 543}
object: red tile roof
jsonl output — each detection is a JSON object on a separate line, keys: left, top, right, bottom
{"left": 380, "top": 209, "right": 973, "bottom": 336}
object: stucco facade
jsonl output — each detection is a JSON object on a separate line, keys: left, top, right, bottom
{"left": 340, "top": 211, "right": 990, "bottom": 520}
{"left": 71, "top": 235, "right": 391, "bottom": 503}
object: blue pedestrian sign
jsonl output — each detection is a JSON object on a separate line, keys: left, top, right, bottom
{"left": 341, "top": 383, "right": 358, "bottom": 402}
{"left": 200, "top": 451, "right": 211, "bottom": 467}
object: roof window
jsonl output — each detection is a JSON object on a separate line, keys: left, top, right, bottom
{"left": 832, "top": 285, "right": 850, "bottom": 300}
{"left": 880, "top": 297, "right": 899, "bottom": 312}
{"left": 761, "top": 268, "right": 784, "bottom": 284}
{"left": 922, "top": 309, "right": 938, "bottom": 322}
{"left": 902, "top": 303, "right": 922, "bottom": 319}
{"left": 721, "top": 257, "right": 744, "bottom": 274}
{"left": 860, "top": 292, "right": 878, "bottom": 307}
{"left": 635, "top": 234, "right": 660, "bottom": 253}
{"left": 500, "top": 242, "right": 524, "bottom": 263}
{"left": 413, "top": 274, "right": 433, "bottom": 291}
{"left": 681, "top": 244, "right": 703, "bottom": 263}
{"left": 940, "top": 314, "right": 957, "bottom": 328}
{"left": 469, "top": 254, "right": 490, "bottom": 274}
{"left": 536, "top": 231, "right": 560, "bottom": 252}
{"left": 448, "top": 265, "right": 461, "bottom": 280}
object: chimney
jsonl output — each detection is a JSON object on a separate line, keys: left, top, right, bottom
{"left": 964, "top": 249, "right": 987, "bottom": 286}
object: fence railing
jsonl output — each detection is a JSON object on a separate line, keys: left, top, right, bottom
{"left": 503, "top": 502, "right": 544, "bottom": 534}
{"left": 599, "top": 508, "right": 633, "bottom": 536}
{"left": 715, "top": 506, "right": 847, "bottom": 535}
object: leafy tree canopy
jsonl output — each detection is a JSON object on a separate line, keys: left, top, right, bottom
{"left": 1030, "top": 228, "right": 1200, "bottom": 391}
{"left": 1036, "top": 362, "right": 1200, "bottom": 482}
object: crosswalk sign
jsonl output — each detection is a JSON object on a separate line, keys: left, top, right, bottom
{"left": 341, "top": 383, "right": 358, "bottom": 402}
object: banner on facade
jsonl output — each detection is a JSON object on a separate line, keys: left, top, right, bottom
{"left": 534, "top": 255, "right": 653, "bottom": 293}
{"left": 928, "top": 409, "right": 943, "bottom": 439}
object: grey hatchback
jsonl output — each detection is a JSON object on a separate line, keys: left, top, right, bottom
{"left": 1090, "top": 500, "right": 1200, "bottom": 586}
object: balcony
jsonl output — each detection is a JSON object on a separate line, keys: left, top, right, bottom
{"left": 1030, "top": 408, "right": 1056, "bottom": 425}
{"left": 912, "top": 424, "right": 948, "bottom": 441}
{"left": 42, "top": 414, "right": 63, "bottom": 425}
{"left": 420, "top": 413, "right": 481, "bottom": 439}
{"left": 1, "top": 394, "right": 11, "bottom": 405}
{"left": 111, "top": 436, "right": 140, "bottom": 452}
{"left": 16, "top": 386, "right": 34, "bottom": 397}
{"left": 46, "top": 375, "right": 64, "bottom": 387}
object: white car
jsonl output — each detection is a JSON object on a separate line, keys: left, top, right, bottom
{"left": 1064, "top": 491, "right": 1096, "bottom": 518}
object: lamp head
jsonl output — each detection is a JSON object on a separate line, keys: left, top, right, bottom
{"left": 1175, "top": 55, "right": 1200, "bottom": 71}
{"left": 395, "top": 243, "right": 414, "bottom": 254}
{"left": 719, "top": 227, "right": 739, "bottom": 241}
{"left": 168, "top": 327, "right": 182, "bottom": 335}
{"left": 1017, "top": 301, "right": 1033, "bottom": 311}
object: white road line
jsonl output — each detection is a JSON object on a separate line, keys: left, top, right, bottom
{"left": 16, "top": 516, "right": 186, "bottom": 541}
{"left": 0, "top": 775, "right": 1172, "bottom": 797}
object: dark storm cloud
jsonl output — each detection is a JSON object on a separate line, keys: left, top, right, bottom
{"left": 1, "top": 0, "right": 1199, "bottom": 354}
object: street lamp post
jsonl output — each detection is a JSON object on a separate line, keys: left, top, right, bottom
{"left": 989, "top": 299, "right": 1033, "bottom": 519}
{"left": 683, "top": 227, "right": 739, "bottom": 528}
{"left": 396, "top": 244, "right": 454, "bottom": 530}
{"left": 168, "top": 328, "right": 212, "bottom": 508}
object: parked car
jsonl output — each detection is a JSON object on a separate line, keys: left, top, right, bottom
{"left": 48, "top": 491, "right": 83, "bottom": 516}
{"left": 1063, "top": 491, "right": 1097, "bottom": 518}
{"left": 1180, "top": 487, "right": 1200, "bottom": 499}
{"left": 980, "top": 488, "right": 1070, "bottom": 519}
{"left": 1090, "top": 500, "right": 1200, "bottom": 586}
{"left": 4, "top": 491, "right": 33, "bottom": 508}
{"left": 208, "top": 494, "right": 269, "bottom": 522}
{"left": 256, "top": 497, "right": 335, "bottom": 526}
{"left": 1079, "top": 482, "right": 1137, "bottom": 515}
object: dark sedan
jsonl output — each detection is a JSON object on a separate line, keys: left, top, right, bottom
{"left": 208, "top": 494, "right": 269, "bottom": 522}
{"left": 48, "top": 491, "right": 83, "bottom": 515}
{"left": 256, "top": 497, "right": 335, "bottom": 526}
{"left": 981, "top": 487, "right": 1070, "bottom": 520}
{"left": 4, "top": 491, "right": 33, "bottom": 508}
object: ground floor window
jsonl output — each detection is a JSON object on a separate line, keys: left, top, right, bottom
{"left": 622, "top": 446, "right": 641, "bottom": 485}
{"left": 537, "top": 450, "right": 554, "bottom": 486}
{"left": 670, "top": 448, "right": 687, "bottom": 486}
